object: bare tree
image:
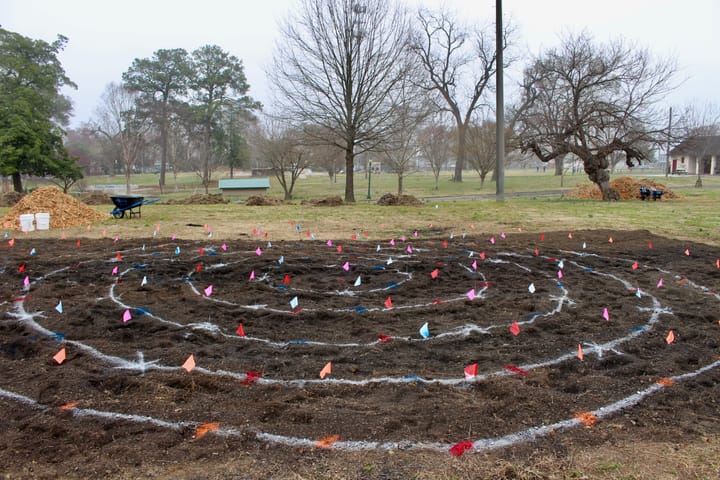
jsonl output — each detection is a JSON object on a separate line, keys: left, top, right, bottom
{"left": 410, "top": 8, "right": 512, "bottom": 183}
{"left": 417, "top": 118, "right": 451, "bottom": 190}
{"left": 92, "top": 82, "right": 149, "bottom": 194}
{"left": 514, "top": 32, "right": 678, "bottom": 200}
{"left": 269, "top": 0, "right": 413, "bottom": 202}
{"left": 251, "top": 119, "right": 310, "bottom": 200}
{"left": 466, "top": 120, "right": 497, "bottom": 189}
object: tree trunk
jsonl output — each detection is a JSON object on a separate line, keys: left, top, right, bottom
{"left": 397, "top": 174, "right": 403, "bottom": 195}
{"left": 12, "top": 173, "right": 23, "bottom": 193}
{"left": 584, "top": 157, "right": 619, "bottom": 201}
{"left": 344, "top": 144, "right": 355, "bottom": 203}
{"left": 554, "top": 154, "right": 564, "bottom": 176}
{"left": 159, "top": 104, "right": 168, "bottom": 191}
{"left": 453, "top": 123, "right": 466, "bottom": 182}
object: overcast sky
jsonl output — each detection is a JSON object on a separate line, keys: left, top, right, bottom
{"left": 4, "top": 0, "right": 718, "bottom": 128}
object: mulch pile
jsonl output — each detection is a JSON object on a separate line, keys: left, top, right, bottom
{"left": 0, "top": 186, "right": 109, "bottom": 230}
{"left": 164, "top": 194, "right": 228, "bottom": 205}
{"left": 245, "top": 195, "right": 286, "bottom": 206}
{"left": 566, "top": 177, "right": 680, "bottom": 200}
{"left": 301, "top": 196, "right": 344, "bottom": 206}
{"left": 376, "top": 193, "right": 424, "bottom": 206}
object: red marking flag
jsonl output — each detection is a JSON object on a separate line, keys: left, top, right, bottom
{"left": 504, "top": 365, "right": 528, "bottom": 376}
{"left": 464, "top": 363, "right": 478, "bottom": 380}
{"left": 236, "top": 324, "right": 245, "bottom": 337}
{"left": 449, "top": 441, "right": 474, "bottom": 457}
{"left": 510, "top": 321, "right": 520, "bottom": 336}
{"left": 384, "top": 296, "right": 393, "bottom": 309}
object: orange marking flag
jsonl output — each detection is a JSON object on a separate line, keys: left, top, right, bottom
{"left": 315, "top": 435, "right": 340, "bottom": 448}
{"left": 575, "top": 412, "right": 598, "bottom": 427}
{"left": 577, "top": 344, "right": 584, "bottom": 361}
{"left": 656, "top": 377, "right": 674, "bottom": 387}
{"left": 59, "top": 402, "right": 78, "bottom": 411}
{"left": 194, "top": 422, "right": 219, "bottom": 439}
{"left": 666, "top": 330, "right": 675, "bottom": 345}
{"left": 53, "top": 348, "right": 66, "bottom": 365}
{"left": 319, "top": 362, "right": 332, "bottom": 379}
{"left": 183, "top": 354, "right": 196, "bottom": 372}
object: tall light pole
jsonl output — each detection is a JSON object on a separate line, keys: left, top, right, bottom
{"left": 367, "top": 161, "right": 372, "bottom": 200}
{"left": 495, "top": 0, "right": 505, "bottom": 202}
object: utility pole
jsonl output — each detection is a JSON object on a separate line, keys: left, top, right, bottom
{"left": 495, "top": 0, "right": 505, "bottom": 202}
{"left": 665, "top": 107, "right": 672, "bottom": 178}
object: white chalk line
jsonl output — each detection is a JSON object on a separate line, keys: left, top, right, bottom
{"left": 1, "top": 358, "right": 718, "bottom": 453}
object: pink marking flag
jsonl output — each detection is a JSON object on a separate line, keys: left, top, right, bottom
{"left": 111, "top": 266, "right": 118, "bottom": 275}
{"left": 236, "top": 324, "right": 245, "bottom": 337}
{"left": 557, "top": 270, "right": 563, "bottom": 279}
{"left": 204, "top": 285, "right": 213, "bottom": 297}
{"left": 255, "top": 247, "right": 262, "bottom": 256}
{"left": 490, "top": 237, "right": 495, "bottom": 245}
{"left": 221, "top": 243, "right": 227, "bottom": 251}
{"left": 716, "top": 259, "right": 720, "bottom": 269}
{"left": 466, "top": 288, "right": 476, "bottom": 300}
{"left": 500, "top": 232, "right": 506, "bottom": 239}
{"left": 23, "top": 276, "right": 29, "bottom": 288}
{"left": 632, "top": 261, "right": 639, "bottom": 270}
{"left": 342, "top": 261, "right": 350, "bottom": 271}
{"left": 510, "top": 321, "right": 520, "bottom": 336}
{"left": 406, "top": 245, "right": 413, "bottom": 254}
{"left": 684, "top": 249, "right": 691, "bottom": 256}
{"left": 464, "top": 363, "right": 478, "bottom": 380}
{"left": 657, "top": 278, "right": 664, "bottom": 288}
{"left": 449, "top": 441, "right": 474, "bottom": 457}
{"left": 471, "top": 260, "right": 478, "bottom": 270}
{"left": 384, "top": 296, "right": 393, "bottom": 309}
{"left": 430, "top": 268, "right": 439, "bottom": 279}
{"left": 53, "top": 348, "right": 66, "bottom": 365}
{"left": 608, "top": 237, "right": 614, "bottom": 244}
{"left": 327, "top": 239, "right": 333, "bottom": 247}
{"left": 319, "top": 362, "right": 332, "bottom": 379}
{"left": 122, "top": 309, "right": 132, "bottom": 323}
{"left": 568, "top": 232, "right": 573, "bottom": 239}
{"left": 602, "top": 307, "right": 610, "bottom": 321}
{"left": 8, "top": 239, "right": 15, "bottom": 247}
{"left": 249, "top": 271, "right": 255, "bottom": 280}
{"left": 389, "top": 238, "right": 395, "bottom": 246}
{"left": 182, "top": 354, "right": 196, "bottom": 372}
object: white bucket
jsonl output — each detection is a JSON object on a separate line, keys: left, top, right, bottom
{"left": 35, "top": 212, "right": 50, "bottom": 230}
{"left": 19, "top": 214, "right": 35, "bottom": 232}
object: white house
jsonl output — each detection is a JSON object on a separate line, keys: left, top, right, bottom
{"left": 669, "top": 135, "right": 720, "bottom": 175}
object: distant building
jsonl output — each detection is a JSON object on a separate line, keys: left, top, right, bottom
{"left": 669, "top": 135, "right": 720, "bottom": 175}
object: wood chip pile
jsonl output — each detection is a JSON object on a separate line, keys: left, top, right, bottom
{"left": 566, "top": 177, "right": 679, "bottom": 200}
{"left": 0, "top": 186, "right": 109, "bottom": 230}
{"left": 164, "top": 194, "right": 228, "bottom": 205}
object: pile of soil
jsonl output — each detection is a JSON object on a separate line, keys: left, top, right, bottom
{"left": 245, "top": 195, "right": 286, "bottom": 206}
{"left": 566, "top": 177, "right": 679, "bottom": 200}
{"left": 376, "top": 193, "right": 423, "bottom": 206}
{"left": 0, "top": 191, "right": 24, "bottom": 207}
{"left": 0, "top": 186, "right": 109, "bottom": 230}
{"left": 80, "top": 191, "right": 113, "bottom": 205}
{"left": 164, "top": 194, "right": 227, "bottom": 205}
{"left": 302, "top": 196, "right": 344, "bottom": 206}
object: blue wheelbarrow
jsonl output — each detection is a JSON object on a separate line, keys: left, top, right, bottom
{"left": 110, "top": 196, "right": 160, "bottom": 219}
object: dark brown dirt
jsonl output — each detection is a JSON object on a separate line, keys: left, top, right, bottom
{"left": 1, "top": 230, "right": 719, "bottom": 479}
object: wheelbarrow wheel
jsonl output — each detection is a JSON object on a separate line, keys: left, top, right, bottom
{"left": 113, "top": 211, "right": 125, "bottom": 219}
